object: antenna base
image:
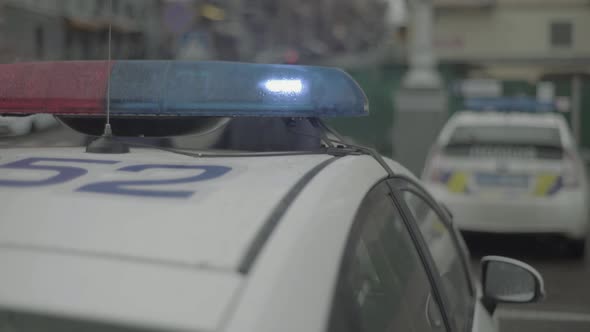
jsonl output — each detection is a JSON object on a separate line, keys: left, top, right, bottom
{"left": 86, "top": 135, "right": 130, "bottom": 154}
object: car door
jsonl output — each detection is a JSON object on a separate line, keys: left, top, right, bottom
{"left": 390, "top": 177, "right": 496, "bottom": 332}
{"left": 327, "top": 181, "right": 451, "bottom": 332}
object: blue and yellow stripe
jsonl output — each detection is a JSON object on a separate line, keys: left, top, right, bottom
{"left": 442, "top": 171, "right": 562, "bottom": 196}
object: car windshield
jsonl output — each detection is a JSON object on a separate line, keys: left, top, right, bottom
{"left": 448, "top": 125, "right": 562, "bottom": 148}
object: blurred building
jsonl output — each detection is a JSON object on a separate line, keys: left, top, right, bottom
{"left": 63, "top": 0, "right": 163, "bottom": 60}
{"left": 433, "top": 0, "right": 590, "bottom": 79}
{"left": 0, "top": 0, "right": 63, "bottom": 62}
{"left": 433, "top": 0, "right": 590, "bottom": 147}
{"left": 166, "top": 0, "right": 396, "bottom": 63}
{"left": 0, "top": 0, "right": 163, "bottom": 62}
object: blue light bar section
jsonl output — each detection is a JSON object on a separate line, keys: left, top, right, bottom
{"left": 465, "top": 97, "right": 555, "bottom": 112}
{"left": 109, "top": 61, "right": 368, "bottom": 117}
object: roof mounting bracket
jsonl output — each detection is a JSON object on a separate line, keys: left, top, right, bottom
{"left": 315, "top": 119, "right": 395, "bottom": 177}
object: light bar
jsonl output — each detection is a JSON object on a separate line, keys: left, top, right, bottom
{"left": 0, "top": 61, "right": 368, "bottom": 118}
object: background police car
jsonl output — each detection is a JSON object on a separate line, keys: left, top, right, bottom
{"left": 423, "top": 111, "right": 589, "bottom": 257}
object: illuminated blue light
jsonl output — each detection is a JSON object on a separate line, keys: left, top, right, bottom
{"left": 109, "top": 61, "right": 368, "bottom": 117}
{"left": 263, "top": 79, "right": 303, "bottom": 94}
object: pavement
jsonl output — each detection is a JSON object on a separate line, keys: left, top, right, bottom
{"left": 466, "top": 233, "right": 590, "bottom": 332}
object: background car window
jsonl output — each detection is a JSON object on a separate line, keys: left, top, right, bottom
{"left": 448, "top": 125, "right": 562, "bottom": 147}
{"left": 329, "top": 183, "right": 447, "bottom": 332}
{"left": 402, "top": 189, "right": 473, "bottom": 332}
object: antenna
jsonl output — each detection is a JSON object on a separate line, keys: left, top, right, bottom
{"left": 105, "top": 0, "right": 113, "bottom": 134}
{"left": 86, "top": 0, "right": 129, "bottom": 154}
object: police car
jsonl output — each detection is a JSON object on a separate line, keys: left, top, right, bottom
{"left": 423, "top": 105, "right": 589, "bottom": 257}
{"left": 0, "top": 61, "right": 543, "bottom": 332}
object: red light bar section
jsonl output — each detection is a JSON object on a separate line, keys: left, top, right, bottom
{"left": 0, "top": 61, "right": 111, "bottom": 115}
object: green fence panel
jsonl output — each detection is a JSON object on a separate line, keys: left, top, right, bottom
{"left": 328, "top": 64, "right": 405, "bottom": 158}
{"left": 578, "top": 77, "right": 590, "bottom": 148}
{"left": 329, "top": 64, "right": 462, "bottom": 158}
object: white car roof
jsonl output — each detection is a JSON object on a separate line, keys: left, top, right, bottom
{"left": 0, "top": 147, "right": 414, "bottom": 332}
{"left": 437, "top": 111, "right": 573, "bottom": 146}
{"left": 449, "top": 110, "right": 566, "bottom": 128}
{"left": 0, "top": 148, "right": 335, "bottom": 271}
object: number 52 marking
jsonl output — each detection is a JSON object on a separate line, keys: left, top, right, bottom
{"left": 0, "top": 157, "right": 231, "bottom": 199}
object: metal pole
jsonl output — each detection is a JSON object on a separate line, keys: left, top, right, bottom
{"left": 230, "top": 0, "right": 250, "bottom": 60}
{"left": 572, "top": 75, "right": 582, "bottom": 144}
{"left": 403, "top": 0, "right": 441, "bottom": 89}
{"left": 394, "top": 0, "right": 447, "bottom": 174}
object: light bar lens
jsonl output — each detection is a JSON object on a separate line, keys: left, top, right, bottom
{"left": 0, "top": 61, "right": 368, "bottom": 118}
{"left": 0, "top": 61, "right": 109, "bottom": 114}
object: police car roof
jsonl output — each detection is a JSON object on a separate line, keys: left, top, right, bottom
{"left": 0, "top": 149, "right": 341, "bottom": 269}
{"left": 0, "top": 146, "right": 410, "bottom": 331}
{"left": 450, "top": 110, "right": 566, "bottom": 128}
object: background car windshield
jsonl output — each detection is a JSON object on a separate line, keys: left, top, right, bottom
{"left": 448, "top": 126, "right": 562, "bottom": 148}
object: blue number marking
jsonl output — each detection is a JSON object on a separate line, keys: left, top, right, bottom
{"left": 77, "top": 164, "right": 231, "bottom": 198}
{"left": 0, "top": 157, "right": 119, "bottom": 187}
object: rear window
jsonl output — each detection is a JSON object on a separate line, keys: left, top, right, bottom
{"left": 445, "top": 125, "right": 564, "bottom": 159}
{"left": 448, "top": 125, "right": 562, "bottom": 147}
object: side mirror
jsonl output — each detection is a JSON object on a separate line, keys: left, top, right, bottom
{"left": 481, "top": 256, "right": 544, "bottom": 310}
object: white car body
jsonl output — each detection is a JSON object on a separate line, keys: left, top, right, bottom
{"left": 0, "top": 115, "right": 33, "bottom": 136}
{"left": 0, "top": 145, "right": 501, "bottom": 332}
{"left": 0, "top": 114, "right": 59, "bottom": 137}
{"left": 423, "top": 111, "right": 589, "bottom": 242}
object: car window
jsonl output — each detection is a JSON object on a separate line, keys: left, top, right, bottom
{"left": 401, "top": 188, "right": 473, "bottom": 332}
{"left": 328, "top": 183, "right": 447, "bottom": 332}
{"left": 448, "top": 125, "right": 562, "bottom": 148}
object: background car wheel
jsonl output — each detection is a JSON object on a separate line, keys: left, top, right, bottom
{"left": 567, "top": 239, "right": 586, "bottom": 259}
